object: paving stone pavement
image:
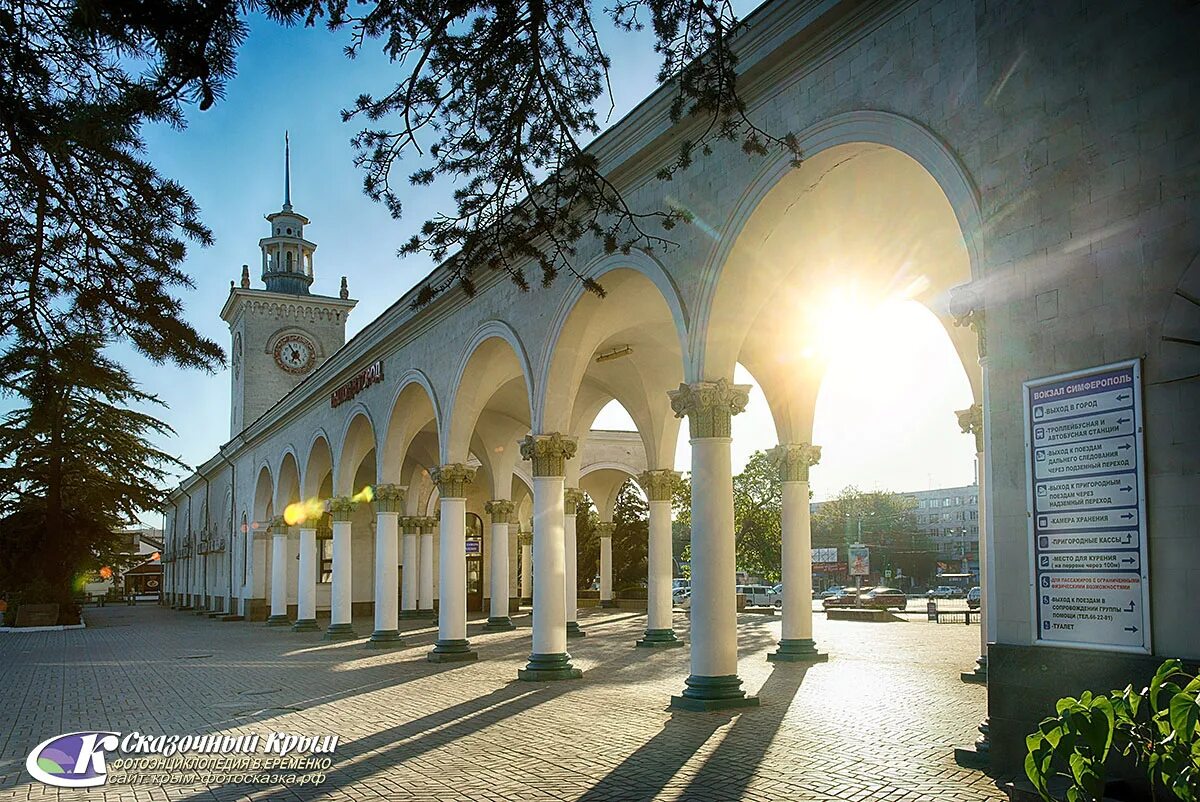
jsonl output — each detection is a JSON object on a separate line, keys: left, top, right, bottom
{"left": 0, "top": 604, "right": 1004, "bottom": 801}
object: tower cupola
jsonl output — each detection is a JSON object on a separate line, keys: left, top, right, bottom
{"left": 259, "top": 132, "right": 316, "bottom": 295}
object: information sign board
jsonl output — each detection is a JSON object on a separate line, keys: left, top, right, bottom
{"left": 848, "top": 546, "right": 870, "bottom": 577}
{"left": 811, "top": 547, "right": 838, "bottom": 564}
{"left": 1024, "top": 360, "right": 1149, "bottom": 653}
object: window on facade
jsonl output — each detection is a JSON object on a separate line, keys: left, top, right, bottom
{"left": 286, "top": 251, "right": 293, "bottom": 271}
{"left": 970, "top": 511, "right": 978, "bottom": 520}
{"left": 955, "top": 496, "right": 962, "bottom": 505}
{"left": 943, "top": 498, "right": 952, "bottom": 507}
{"left": 319, "top": 539, "right": 333, "bottom": 583}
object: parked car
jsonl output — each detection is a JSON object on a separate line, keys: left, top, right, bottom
{"left": 736, "top": 584, "right": 780, "bottom": 607}
{"left": 926, "top": 585, "right": 966, "bottom": 599}
{"left": 818, "top": 586, "right": 845, "bottom": 599}
{"left": 674, "top": 589, "right": 692, "bottom": 609}
{"left": 966, "top": 586, "right": 982, "bottom": 609}
{"left": 823, "top": 586, "right": 907, "bottom": 611}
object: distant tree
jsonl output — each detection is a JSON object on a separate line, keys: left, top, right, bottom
{"left": 671, "top": 471, "right": 691, "bottom": 569}
{"left": 270, "top": 0, "right": 802, "bottom": 305}
{"left": 810, "top": 486, "right": 935, "bottom": 583}
{"left": 575, "top": 493, "right": 599, "bottom": 591}
{"left": 0, "top": 334, "right": 183, "bottom": 622}
{"left": 611, "top": 479, "right": 648, "bottom": 588}
{"left": 732, "top": 450, "right": 782, "bottom": 582}
{"left": 0, "top": 0, "right": 247, "bottom": 371}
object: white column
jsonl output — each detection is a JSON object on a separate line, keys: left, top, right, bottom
{"left": 368, "top": 485, "right": 404, "bottom": 647}
{"left": 564, "top": 489, "right": 584, "bottom": 638}
{"left": 419, "top": 519, "right": 435, "bottom": 617}
{"left": 267, "top": 517, "right": 290, "bottom": 626}
{"left": 324, "top": 498, "right": 357, "bottom": 640}
{"left": 518, "top": 434, "right": 582, "bottom": 680}
{"left": 668, "top": 380, "right": 756, "bottom": 710}
{"left": 520, "top": 533, "right": 533, "bottom": 603}
{"left": 428, "top": 465, "right": 476, "bottom": 662}
{"left": 768, "top": 444, "right": 823, "bottom": 661}
{"left": 598, "top": 522, "right": 614, "bottom": 606}
{"left": 293, "top": 527, "right": 319, "bottom": 631}
{"left": 638, "top": 471, "right": 683, "bottom": 647}
{"left": 400, "top": 518, "right": 420, "bottom": 617}
{"left": 485, "top": 500, "right": 516, "bottom": 630}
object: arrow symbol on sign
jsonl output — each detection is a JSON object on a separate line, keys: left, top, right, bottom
{"left": 1124, "top": 625, "right": 1138, "bottom": 633}
{"left": 1117, "top": 394, "right": 1130, "bottom": 401}
{"left": 1117, "top": 417, "right": 1130, "bottom": 425}
{"left": 1120, "top": 486, "right": 1133, "bottom": 492}
{"left": 1120, "top": 512, "right": 1135, "bottom": 520}
{"left": 1118, "top": 444, "right": 1131, "bottom": 451}
{"left": 1125, "top": 601, "right": 1135, "bottom": 612}
{"left": 1121, "top": 557, "right": 1136, "bottom": 565}
{"left": 1123, "top": 534, "right": 1132, "bottom": 545}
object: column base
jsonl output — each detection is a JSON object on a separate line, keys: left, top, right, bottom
{"left": 399, "top": 609, "right": 425, "bottom": 620}
{"left": 322, "top": 623, "right": 358, "bottom": 641}
{"left": 427, "top": 639, "right": 478, "bottom": 663}
{"left": 600, "top": 599, "right": 618, "bottom": 608}
{"left": 953, "top": 718, "right": 991, "bottom": 768}
{"left": 519, "top": 597, "right": 531, "bottom": 606}
{"left": 365, "top": 629, "right": 405, "bottom": 648}
{"left": 961, "top": 655, "right": 988, "bottom": 684}
{"left": 291, "top": 618, "right": 319, "bottom": 632}
{"left": 265, "top": 615, "right": 291, "bottom": 627}
{"left": 518, "top": 652, "right": 582, "bottom": 682}
{"left": 484, "top": 617, "right": 516, "bottom": 632}
{"left": 670, "top": 674, "right": 759, "bottom": 712}
{"left": 767, "top": 638, "right": 827, "bottom": 663}
{"left": 417, "top": 607, "right": 436, "bottom": 620}
{"left": 636, "top": 629, "right": 684, "bottom": 648}
{"left": 566, "top": 621, "right": 586, "bottom": 638}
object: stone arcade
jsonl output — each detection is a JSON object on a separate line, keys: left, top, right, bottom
{"left": 163, "top": 0, "right": 1200, "bottom": 777}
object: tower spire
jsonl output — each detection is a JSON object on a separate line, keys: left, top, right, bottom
{"left": 283, "top": 131, "right": 292, "bottom": 211}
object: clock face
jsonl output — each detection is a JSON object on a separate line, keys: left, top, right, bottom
{"left": 274, "top": 334, "right": 317, "bottom": 374}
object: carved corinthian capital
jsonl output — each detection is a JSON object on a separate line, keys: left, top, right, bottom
{"left": 639, "top": 469, "right": 681, "bottom": 501}
{"left": 949, "top": 283, "right": 987, "bottom": 359}
{"left": 956, "top": 403, "right": 984, "bottom": 452}
{"left": 563, "top": 488, "right": 586, "bottom": 514}
{"left": 431, "top": 464, "right": 475, "bottom": 498}
{"left": 327, "top": 497, "right": 356, "bottom": 522}
{"left": 767, "top": 443, "right": 822, "bottom": 483}
{"left": 268, "top": 515, "right": 289, "bottom": 535}
{"left": 485, "top": 499, "right": 516, "bottom": 523}
{"left": 520, "top": 433, "right": 577, "bottom": 477}
{"left": 668, "top": 379, "right": 751, "bottom": 439}
{"left": 373, "top": 483, "right": 406, "bottom": 513}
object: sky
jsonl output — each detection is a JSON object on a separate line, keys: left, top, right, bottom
{"left": 120, "top": 3, "right": 976, "bottom": 514}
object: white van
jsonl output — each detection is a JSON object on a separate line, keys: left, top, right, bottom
{"left": 737, "top": 584, "right": 779, "bottom": 607}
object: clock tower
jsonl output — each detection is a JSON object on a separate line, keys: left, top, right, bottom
{"left": 220, "top": 134, "right": 357, "bottom": 436}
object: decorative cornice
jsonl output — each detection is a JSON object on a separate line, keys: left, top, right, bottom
{"left": 563, "top": 488, "right": 585, "bottom": 515}
{"left": 520, "top": 433, "right": 577, "bottom": 477}
{"left": 595, "top": 522, "right": 616, "bottom": 537}
{"left": 668, "top": 379, "right": 751, "bottom": 438}
{"left": 956, "top": 403, "right": 984, "bottom": 453}
{"left": 485, "top": 499, "right": 516, "bottom": 524}
{"left": 327, "top": 497, "right": 356, "bottom": 522}
{"left": 373, "top": 484, "right": 406, "bottom": 513}
{"left": 639, "top": 469, "right": 681, "bottom": 501}
{"left": 767, "top": 443, "right": 822, "bottom": 483}
{"left": 431, "top": 464, "right": 475, "bottom": 498}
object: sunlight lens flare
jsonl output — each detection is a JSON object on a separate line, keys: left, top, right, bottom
{"left": 351, "top": 485, "right": 374, "bottom": 504}
{"left": 284, "top": 497, "right": 325, "bottom": 526}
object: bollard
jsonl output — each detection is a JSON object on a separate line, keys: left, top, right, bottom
{"left": 926, "top": 599, "right": 937, "bottom": 622}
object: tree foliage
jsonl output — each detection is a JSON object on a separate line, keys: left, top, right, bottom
{"left": 810, "top": 486, "right": 920, "bottom": 549}
{"left": 611, "top": 479, "right": 648, "bottom": 588}
{"left": 270, "top": 0, "right": 802, "bottom": 305}
{"left": 732, "top": 450, "right": 782, "bottom": 582}
{"left": 0, "top": 334, "right": 183, "bottom": 621}
{"left": 0, "top": 0, "right": 246, "bottom": 370}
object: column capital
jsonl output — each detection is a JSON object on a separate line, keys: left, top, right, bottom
{"left": 373, "top": 483, "right": 406, "bottom": 513}
{"left": 417, "top": 516, "right": 438, "bottom": 532}
{"left": 268, "top": 515, "right": 289, "bottom": 535}
{"left": 956, "top": 403, "right": 984, "bottom": 452}
{"left": 485, "top": 499, "right": 516, "bottom": 523}
{"left": 520, "top": 432, "right": 577, "bottom": 476}
{"left": 639, "top": 469, "right": 681, "bottom": 501}
{"left": 327, "top": 497, "right": 356, "bottom": 522}
{"left": 767, "top": 443, "right": 822, "bottom": 483}
{"left": 668, "top": 379, "right": 750, "bottom": 438}
{"left": 517, "top": 529, "right": 533, "bottom": 546}
{"left": 949, "top": 283, "right": 987, "bottom": 358}
{"left": 431, "top": 463, "right": 475, "bottom": 498}
{"left": 398, "top": 515, "right": 421, "bottom": 533}
{"left": 595, "top": 522, "right": 615, "bottom": 538}
{"left": 563, "top": 488, "right": 585, "bottom": 514}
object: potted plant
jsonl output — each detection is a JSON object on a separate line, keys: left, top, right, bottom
{"left": 1026, "top": 659, "right": 1200, "bottom": 801}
